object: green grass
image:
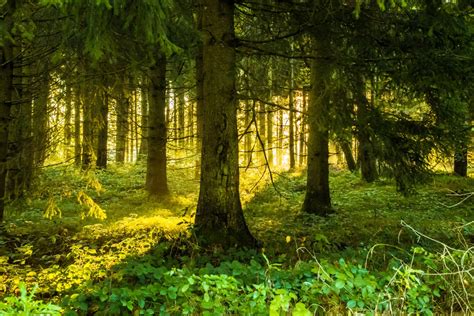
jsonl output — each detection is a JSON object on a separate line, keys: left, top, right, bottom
{"left": 0, "top": 163, "right": 472, "bottom": 314}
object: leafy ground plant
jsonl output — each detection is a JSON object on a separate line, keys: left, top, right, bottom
{"left": 0, "top": 283, "right": 62, "bottom": 316}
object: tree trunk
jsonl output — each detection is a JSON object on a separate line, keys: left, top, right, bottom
{"left": 64, "top": 84, "right": 73, "bottom": 160}
{"left": 139, "top": 82, "right": 149, "bottom": 158}
{"left": 0, "top": 0, "right": 15, "bottom": 221}
{"left": 81, "top": 87, "right": 93, "bottom": 170}
{"left": 74, "top": 87, "right": 82, "bottom": 166}
{"left": 96, "top": 90, "right": 108, "bottom": 169}
{"left": 115, "top": 83, "right": 129, "bottom": 163}
{"left": 195, "top": 0, "right": 204, "bottom": 180}
{"left": 357, "top": 76, "right": 378, "bottom": 182}
{"left": 258, "top": 101, "right": 266, "bottom": 166}
{"left": 299, "top": 88, "right": 307, "bottom": 166}
{"left": 33, "top": 67, "right": 50, "bottom": 168}
{"left": 244, "top": 100, "right": 253, "bottom": 166}
{"left": 288, "top": 58, "right": 295, "bottom": 170}
{"left": 195, "top": 0, "right": 256, "bottom": 248}
{"left": 302, "top": 36, "right": 332, "bottom": 216}
{"left": 340, "top": 140, "right": 357, "bottom": 172}
{"left": 266, "top": 68, "right": 274, "bottom": 167}
{"left": 178, "top": 90, "right": 185, "bottom": 147}
{"left": 453, "top": 149, "right": 468, "bottom": 177}
{"left": 146, "top": 54, "right": 169, "bottom": 196}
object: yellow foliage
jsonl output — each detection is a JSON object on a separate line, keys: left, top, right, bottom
{"left": 77, "top": 191, "right": 107, "bottom": 220}
{"left": 43, "top": 197, "right": 62, "bottom": 220}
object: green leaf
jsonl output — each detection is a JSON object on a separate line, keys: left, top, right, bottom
{"left": 347, "top": 300, "right": 357, "bottom": 309}
{"left": 335, "top": 280, "right": 345, "bottom": 289}
{"left": 293, "top": 302, "right": 312, "bottom": 316}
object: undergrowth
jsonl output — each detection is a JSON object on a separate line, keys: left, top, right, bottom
{"left": 0, "top": 163, "right": 472, "bottom": 314}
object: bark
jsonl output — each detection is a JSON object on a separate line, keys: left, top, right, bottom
{"left": 188, "top": 100, "right": 194, "bottom": 147}
{"left": 178, "top": 90, "right": 185, "bottom": 147}
{"left": 244, "top": 100, "right": 253, "bottom": 166}
{"left": 288, "top": 58, "right": 295, "bottom": 170}
{"left": 138, "top": 83, "right": 149, "bottom": 157}
{"left": 74, "top": 87, "right": 81, "bottom": 166}
{"left": 146, "top": 54, "right": 169, "bottom": 196}
{"left": 81, "top": 88, "right": 93, "bottom": 170}
{"left": 454, "top": 148, "right": 468, "bottom": 177}
{"left": 302, "top": 35, "right": 332, "bottom": 216}
{"left": 115, "top": 83, "right": 129, "bottom": 163}
{"left": 33, "top": 67, "right": 50, "bottom": 167}
{"left": 195, "top": 0, "right": 204, "bottom": 180}
{"left": 356, "top": 76, "right": 378, "bottom": 182}
{"left": 195, "top": 0, "right": 257, "bottom": 248}
{"left": 0, "top": 0, "right": 15, "bottom": 221}
{"left": 299, "top": 88, "right": 307, "bottom": 166}
{"left": 96, "top": 90, "right": 108, "bottom": 169}
{"left": 278, "top": 109, "right": 284, "bottom": 166}
{"left": 64, "top": 84, "right": 72, "bottom": 160}
{"left": 258, "top": 101, "right": 266, "bottom": 165}
{"left": 266, "top": 69, "right": 274, "bottom": 167}
{"left": 340, "top": 140, "right": 357, "bottom": 172}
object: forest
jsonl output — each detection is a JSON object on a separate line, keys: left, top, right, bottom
{"left": 0, "top": 0, "right": 473, "bottom": 314}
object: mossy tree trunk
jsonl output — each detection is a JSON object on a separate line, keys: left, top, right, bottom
{"left": 302, "top": 34, "right": 332, "bottom": 216}
{"left": 195, "top": 0, "right": 256, "bottom": 248}
{"left": 146, "top": 54, "right": 169, "bottom": 196}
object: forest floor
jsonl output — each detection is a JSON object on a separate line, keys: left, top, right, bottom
{"left": 0, "top": 163, "right": 473, "bottom": 315}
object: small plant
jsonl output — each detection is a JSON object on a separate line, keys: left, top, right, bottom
{"left": 0, "top": 283, "right": 62, "bottom": 316}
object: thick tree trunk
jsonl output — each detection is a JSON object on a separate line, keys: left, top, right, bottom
{"left": 146, "top": 55, "right": 169, "bottom": 196}
{"left": 74, "top": 88, "right": 81, "bottom": 166}
{"left": 195, "top": 0, "right": 256, "bottom": 248}
{"left": 7, "top": 48, "right": 34, "bottom": 200}
{"left": 96, "top": 90, "right": 108, "bottom": 169}
{"left": 0, "top": 0, "right": 15, "bottom": 222}
{"left": 302, "top": 36, "right": 332, "bottom": 216}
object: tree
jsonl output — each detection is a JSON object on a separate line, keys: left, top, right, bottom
{"left": 301, "top": 36, "right": 333, "bottom": 216}
{"left": 146, "top": 54, "right": 169, "bottom": 196}
{"left": 195, "top": 0, "right": 257, "bottom": 248}
{"left": 0, "top": 0, "right": 16, "bottom": 222}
